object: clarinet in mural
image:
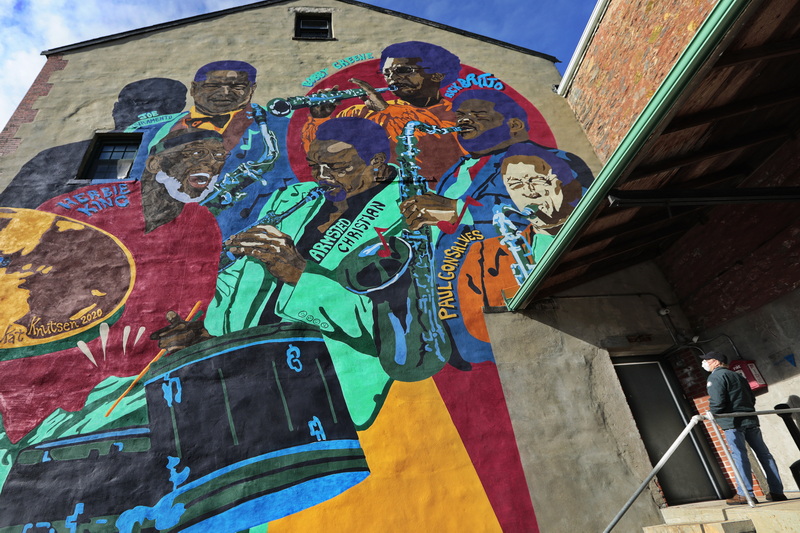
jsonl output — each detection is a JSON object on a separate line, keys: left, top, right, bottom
{"left": 492, "top": 204, "right": 537, "bottom": 285}
{"left": 200, "top": 104, "right": 281, "bottom": 215}
{"left": 218, "top": 184, "right": 330, "bottom": 271}
{"left": 266, "top": 86, "right": 397, "bottom": 117}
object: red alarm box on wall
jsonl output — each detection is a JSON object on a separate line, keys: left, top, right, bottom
{"left": 729, "top": 359, "right": 769, "bottom": 395}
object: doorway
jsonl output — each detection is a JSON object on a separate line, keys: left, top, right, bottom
{"left": 614, "top": 358, "right": 730, "bottom": 504}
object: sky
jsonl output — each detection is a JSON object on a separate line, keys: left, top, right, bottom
{"left": 0, "top": 0, "right": 598, "bottom": 130}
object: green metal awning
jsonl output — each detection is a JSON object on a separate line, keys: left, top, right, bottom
{"left": 506, "top": 0, "right": 756, "bottom": 311}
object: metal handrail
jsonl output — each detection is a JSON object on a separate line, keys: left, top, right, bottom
{"left": 603, "top": 407, "right": 800, "bottom": 532}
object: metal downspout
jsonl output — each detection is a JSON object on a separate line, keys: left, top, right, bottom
{"left": 505, "top": 0, "right": 755, "bottom": 311}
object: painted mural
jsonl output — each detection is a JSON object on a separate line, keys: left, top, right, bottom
{"left": 0, "top": 41, "right": 594, "bottom": 532}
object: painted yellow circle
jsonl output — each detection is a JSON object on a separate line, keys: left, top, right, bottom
{"left": 0, "top": 208, "right": 135, "bottom": 351}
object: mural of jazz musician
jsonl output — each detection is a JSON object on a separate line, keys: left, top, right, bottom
{"left": 0, "top": 41, "right": 594, "bottom": 532}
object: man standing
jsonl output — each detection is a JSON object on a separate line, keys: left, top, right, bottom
{"left": 702, "top": 351, "right": 787, "bottom": 504}
{"left": 303, "top": 41, "right": 465, "bottom": 182}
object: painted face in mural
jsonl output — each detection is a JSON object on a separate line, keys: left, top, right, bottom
{"left": 190, "top": 70, "right": 256, "bottom": 115}
{"left": 501, "top": 155, "right": 580, "bottom": 233}
{"left": 455, "top": 98, "right": 525, "bottom": 155}
{"left": 382, "top": 57, "right": 444, "bottom": 103}
{"left": 306, "top": 139, "right": 386, "bottom": 202}
{"left": 502, "top": 156, "right": 563, "bottom": 217}
{"left": 148, "top": 139, "right": 227, "bottom": 202}
{"left": 113, "top": 78, "right": 187, "bottom": 130}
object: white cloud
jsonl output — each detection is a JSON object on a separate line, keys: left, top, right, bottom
{"left": 0, "top": 0, "right": 248, "bottom": 129}
{"left": 0, "top": 49, "right": 46, "bottom": 130}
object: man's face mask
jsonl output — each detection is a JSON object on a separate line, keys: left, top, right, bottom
{"left": 701, "top": 360, "right": 711, "bottom": 372}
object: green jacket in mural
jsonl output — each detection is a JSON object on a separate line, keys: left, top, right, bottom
{"left": 206, "top": 180, "right": 410, "bottom": 428}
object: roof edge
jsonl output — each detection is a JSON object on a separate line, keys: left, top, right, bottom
{"left": 505, "top": 0, "right": 755, "bottom": 311}
{"left": 42, "top": 0, "right": 558, "bottom": 63}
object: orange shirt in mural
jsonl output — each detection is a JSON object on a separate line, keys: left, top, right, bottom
{"left": 302, "top": 99, "right": 466, "bottom": 185}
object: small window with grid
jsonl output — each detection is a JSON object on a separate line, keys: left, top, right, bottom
{"left": 295, "top": 13, "right": 333, "bottom": 40}
{"left": 79, "top": 133, "right": 143, "bottom": 182}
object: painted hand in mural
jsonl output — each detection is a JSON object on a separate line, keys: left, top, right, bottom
{"left": 307, "top": 78, "right": 390, "bottom": 118}
{"left": 225, "top": 224, "right": 307, "bottom": 284}
{"left": 399, "top": 192, "right": 458, "bottom": 231}
{"left": 308, "top": 85, "right": 341, "bottom": 119}
{"left": 348, "top": 78, "right": 390, "bottom": 112}
{"left": 150, "top": 310, "right": 212, "bottom": 353}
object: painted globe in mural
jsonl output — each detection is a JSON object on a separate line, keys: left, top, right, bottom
{"left": 0, "top": 207, "right": 135, "bottom": 359}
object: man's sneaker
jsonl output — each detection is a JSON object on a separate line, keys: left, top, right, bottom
{"left": 726, "top": 494, "right": 757, "bottom": 505}
{"left": 766, "top": 492, "right": 788, "bottom": 501}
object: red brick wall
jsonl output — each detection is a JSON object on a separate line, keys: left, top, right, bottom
{"left": 566, "top": 0, "right": 717, "bottom": 162}
{"left": 668, "top": 349, "right": 766, "bottom": 497}
{"left": 0, "top": 55, "right": 68, "bottom": 157}
{"left": 657, "top": 135, "right": 800, "bottom": 330}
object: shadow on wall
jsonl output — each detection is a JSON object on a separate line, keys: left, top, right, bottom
{"left": 0, "top": 78, "right": 187, "bottom": 209}
{"left": 517, "top": 280, "right": 683, "bottom": 355}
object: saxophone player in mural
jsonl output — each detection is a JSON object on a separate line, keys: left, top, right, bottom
{"left": 138, "top": 60, "right": 296, "bottom": 241}
{"left": 400, "top": 88, "right": 595, "bottom": 364}
{"left": 156, "top": 117, "right": 438, "bottom": 429}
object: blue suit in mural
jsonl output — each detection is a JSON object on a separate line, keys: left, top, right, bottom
{"left": 128, "top": 61, "right": 297, "bottom": 242}
{"left": 401, "top": 89, "right": 595, "bottom": 364}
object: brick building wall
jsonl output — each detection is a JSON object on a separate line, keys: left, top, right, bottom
{"left": 565, "top": 0, "right": 717, "bottom": 162}
{"left": 0, "top": 55, "right": 67, "bottom": 157}
{"left": 657, "top": 134, "right": 800, "bottom": 331}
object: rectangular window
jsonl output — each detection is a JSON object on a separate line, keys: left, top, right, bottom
{"left": 294, "top": 13, "right": 333, "bottom": 40}
{"left": 79, "top": 133, "right": 143, "bottom": 182}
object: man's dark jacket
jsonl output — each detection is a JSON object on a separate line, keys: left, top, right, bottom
{"left": 707, "top": 367, "right": 758, "bottom": 430}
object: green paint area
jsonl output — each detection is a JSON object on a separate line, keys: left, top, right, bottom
{"left": 0, "top": 374, "right": 147, "bottom": 488}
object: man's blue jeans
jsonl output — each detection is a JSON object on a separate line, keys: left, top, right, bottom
{"left": 724, "top": 426, "right": 784, "bottom": 496}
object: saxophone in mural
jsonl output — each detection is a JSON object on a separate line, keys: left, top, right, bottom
{"left": 218, "top": 185, "right": 330, "bottom": 271}
{"left": 266, "top": 86, "right": 397, "bottom": 117}
{"left": 341, "top": 121, "right": 462, "bottom": 382}
{"left": 492, "top": 204, "right": 537, "bottom": 286}
{"left": 201, "top": 104, "right": 281, "bottom": 215}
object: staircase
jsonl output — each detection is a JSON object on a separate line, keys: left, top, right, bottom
{"left": 641, "top": 497, "right": 800, "bottom": 532}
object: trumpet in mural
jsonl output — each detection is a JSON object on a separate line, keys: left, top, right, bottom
{"left": 266, "top": 86, "right": 398, "bottom": 117}
{"left": 218, "top": 184, "right": 331, "bottom": 271}
{"left": 492, "top": 204, "right": 537, "bottom": 286}
{"left": 200, "top": 104, "right": 281, "bottom": 215}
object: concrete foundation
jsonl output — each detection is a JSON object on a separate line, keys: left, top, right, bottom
{"left": 485, "top": 262, "right": 687, "bottom": 532}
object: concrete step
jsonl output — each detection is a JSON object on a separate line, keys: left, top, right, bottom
{"left": 648, "top": 496, "right": 800, "bottom": 533}
{"left": 643, "top": 520, "right": 755, "bottom": 533}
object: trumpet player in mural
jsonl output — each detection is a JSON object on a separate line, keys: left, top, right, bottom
{"left": 400, "top": 88, "right": 595, "bottom": 363}
{"left": 302, "top": 41, "right": 466, "bottom": 182}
